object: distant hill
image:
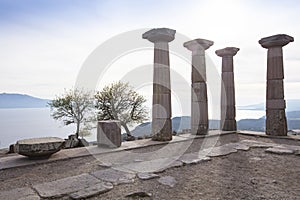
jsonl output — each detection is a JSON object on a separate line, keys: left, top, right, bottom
{"left": 237, "top": 99, "right": 300, "bottom": 112}
{"left": 132, "top": 111, "right": 300, "bottom": 137}
{"left": 131, "top": 116, "right": 220, "bottom": 137}
{"left": 0, "top": 93, "right": 50, "bottom": 108}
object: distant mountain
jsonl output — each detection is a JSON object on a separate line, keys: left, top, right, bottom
{"left": 131, "top": 116, "right": 220, "bottom": 137}
{"left": 237, "top": 99, "right": 300, "bottom": 112}
{"left": 0, "top": 93, "right": 50, "bottom": 108}
{"left": 132, "top": 111, "right": 300, "bottom": 137}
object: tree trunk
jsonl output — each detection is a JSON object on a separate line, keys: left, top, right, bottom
{"left": 76, "top": 121, "right": 80, "bottom": 139}
{"left": 121, "top": 122, "right": 132, "bottom": 137}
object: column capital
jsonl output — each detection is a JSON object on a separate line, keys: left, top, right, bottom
{"left": 142, "top": 28, "right": 176, "bottom": 43}
{"left": 259, "top": 34, "right": 294, "bottom": 49}
{"left": 215, "top": 47, "right": 239, "bottom": 57}
{"left": 183, "top": 38, "right": 214, "bottom": 52}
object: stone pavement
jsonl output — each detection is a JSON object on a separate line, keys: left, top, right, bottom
{"left": 1, "top": 132, "right": 300, "bottom": 199}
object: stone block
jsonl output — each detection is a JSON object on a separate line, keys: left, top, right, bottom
{"left": 267, "top": 80, "right": 284, "bottom": 99}
{"left": 33, "top": 173, "right": 101, "bottom": 198}
{"left": 266, "top": 99, "right": 286, "bottom": 109}
{"left": 191, "top": 82, "right": 207, "bottom": 102}
{"left": 266, "top": 109, "right": 287, "bottom": 136}
{"left": 97, "top": 120, "right": 121, "bottom": 148}
{"left": 267, "top": 56, "right": 284, "bottom": 79}
{"left": 91, "top": 168, "right": 136, "bottom": 185}
{"left": 15, "top": 137, "right": 65, "bottom": 159}
{"left": 152, "top": 118, "right": 172, "bottom": 141}
{"left": 0, "top": 187, "right": 40, "bottom": 200}
{"left": 221, "top": 119, "right": 237, "bottom": 131}
{"left": 69, "top": 182, "right": 113, "bottom": 199}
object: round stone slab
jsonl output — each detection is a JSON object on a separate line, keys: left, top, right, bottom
{"left": 15, "top": 137, "right": 65, "bottom": 159}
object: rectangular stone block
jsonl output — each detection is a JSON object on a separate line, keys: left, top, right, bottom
{"left": 192, "top": 55, "right": 206, "bottom": 82}
{"left": 220, "top": 119, "right": 237, "bottom": 131}
{"left": 191, "top": 82, "right": 207, "bottom": 102}
{"left": 266, "top": 99, "right": 286, "bottom": 109}
{"left": 267, "top": 48, "right": 284, "bottom": 80}
{"left": 33, "top": 174, "right": 101, "bottom": 198}
{"left": 191, "top": 124, "right": 208, "bottom": 135}
{"left": 0, "top": 187, "right": 39, "bottom": 200}
{"left": 97, "top": 120, "right": 121, "bottom": 148}
{"left": 152, "top": 118, "right": 172, "bottom": 141}
{"left": 221, "top": 86, "right": 235, "bottom": 106}
{"left": 267, "top": 80, "right": 284, "bottom": 99}
{"left": 266, "top": 109, "right": 287, "bottom": 136}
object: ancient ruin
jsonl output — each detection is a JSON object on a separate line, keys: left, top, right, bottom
{"left": 97, "top": 120, "right": 122, "bottom": 148}
{"left": 259, "top": 34, "right": 294, "bottom": 136}
{"left": 142, "top": 28, "right": 176, "bottom": 141}
{"left": 184, "top": 39, "right": 213, "bottom": 134}
{"left": 216, "top": 47, "right": 239, "bottom": 131}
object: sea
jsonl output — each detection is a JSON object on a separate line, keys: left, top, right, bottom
{"left": 0, "top": 108, "right": 265, "bottom": 149}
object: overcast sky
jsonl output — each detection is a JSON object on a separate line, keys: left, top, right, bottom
{"left": 0, "top": 0, "right": 299, "bottom": 117}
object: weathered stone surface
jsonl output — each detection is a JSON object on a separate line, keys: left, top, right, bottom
{"left": 15, "top": 137, "right": 64, "bottom": 158}
{"left": 64, "top": 134, "right": 79, "bottom": 149}
{"left": 266, "top": 109, "right": 287, "bottom": 136}
{"left": 259, "top": 34, "right": 293, "bottom": 136}
{"left": 240, "top": 140, "right": 274, "bottom": 148}
{"left": 0, "top": 187, "right": 40, "bottom": 200}
{"left": 259, "top": 34, "right": 294, "bottom": 48}
{"left": 69, "top": 182, "right": 113, "bottom": 199}
{"left": 33, "top": 173, "right": 100, "bottom": 198}
{"left": 206, "top": 145, "right": 238, "bottom": 157}
{"left": 91, "top": 168, "right": 136, "bottom": 185}
{"left": 137, "top": 172, "right": 160, "bottom": 180}
{"left": 216, "top": 47, "right": 239, "bottom": 131}
{"left": 184, "top": 39, "right": 212, "bottom": 135}
{"left": 179, "top": 153, "right": 211, "bottom": 165}
{"left": 143, "top": 28, "right": 175, "bottom": 141}
{"left": 97, "top": 120, "right": 121, "bottom": 148}
{"left": 158, "top": 176, "right": 177, "bottom": 187}
{"left": 265, "top": 147, "right": 294, "bottom": 155}
{"left": 98, "top": 162, "right": 112, "bottom": 168}
{"left": 121, "top": 157, "right": 182, "bottom": 173}
{"left": 125, "top": 191, "right": 152, "bottom": 198}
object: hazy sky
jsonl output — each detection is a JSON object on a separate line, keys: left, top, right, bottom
{"left": 0, "top": 0, "right": 299, "bottom": 115}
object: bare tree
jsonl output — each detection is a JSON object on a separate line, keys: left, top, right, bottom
{"left": 49, "top": 88, "right": 94, "bottom": 139}
{"left": 94, "top": 82, "right": 148, "bottom": 138}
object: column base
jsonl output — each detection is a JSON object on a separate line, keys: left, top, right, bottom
{"left": 221, "top": 120, "right": 237, "bottom": 131}
{"left": 266, "top": 109, "right": 287, "bottom": 136}
{"left": 191, "top": 124, "right": 208, "bottom": 135}
{"left": 152, "top": 118, "right": 172, "bottom": 141}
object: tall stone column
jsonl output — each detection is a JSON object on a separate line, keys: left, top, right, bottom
{"left": 184, "top": 39, "right": 213, "bottom": 135}
{"left": 142, "top": 28, "right": 176, "bottom": 141}
{"left": 259, "top": 34, "right": 294, "bottom": 136}
{"left": 215, "top": 47, "right": 239, "bottom": 131}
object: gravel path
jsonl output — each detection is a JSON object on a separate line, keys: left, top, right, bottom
{"left": 0, "top": 134, "right": 299, "bottom": 199}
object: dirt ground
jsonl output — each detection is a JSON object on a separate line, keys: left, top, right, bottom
{"left": 0, "top": 134, "right": 300, "bottom": 199}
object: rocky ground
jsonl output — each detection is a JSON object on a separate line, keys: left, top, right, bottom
{"left": 0, "top": 133, "right": 300, "bottom": 199}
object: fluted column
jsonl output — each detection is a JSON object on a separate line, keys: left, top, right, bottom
{"left": 216, "top": 47, "right": 239, "bottom": 131}
{"left": 143, "top": 28, "right": 176, "bottom": 141}
{"left": 259, "top": 34, "right": 294, "bottom": 136}
{"left": 184, "top": 39, "right": 213, "bottom": 134}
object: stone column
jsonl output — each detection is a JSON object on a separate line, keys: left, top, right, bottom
{"left": 259, "top": 34, "right": 294, "bottom": 136}
{"left": 184, "top": 39, "right": 213, "bottom": 134}
{"left": 215, "top": 47, "right": 239, "bottom": 131}
{"left": 142, "top": 28, "right": 176, "bottom": 141}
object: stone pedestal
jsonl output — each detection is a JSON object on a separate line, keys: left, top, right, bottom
{"left": 184, "top": 39, "right": 213, "bottom": 134}
{"left": 215, "top": 47, "right": 239, "bottom": 131}
{"left": 97, "top": 120, "right": 121, "bottom": 148}
{"left": 259, "top": 34, "right": 294, "bottom": 136}
{"left": 15, "top": 137, "right": 65, "bottom": 159}
{"left": 143, "top": 28, "right": 176, "bottom": 141}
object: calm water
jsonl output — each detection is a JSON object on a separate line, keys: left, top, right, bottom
{"left": 0, "top": 108, "right": 265, "bottom": 149}
{"left": 0, "top": 108, "right": 97, "bottom": 149}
